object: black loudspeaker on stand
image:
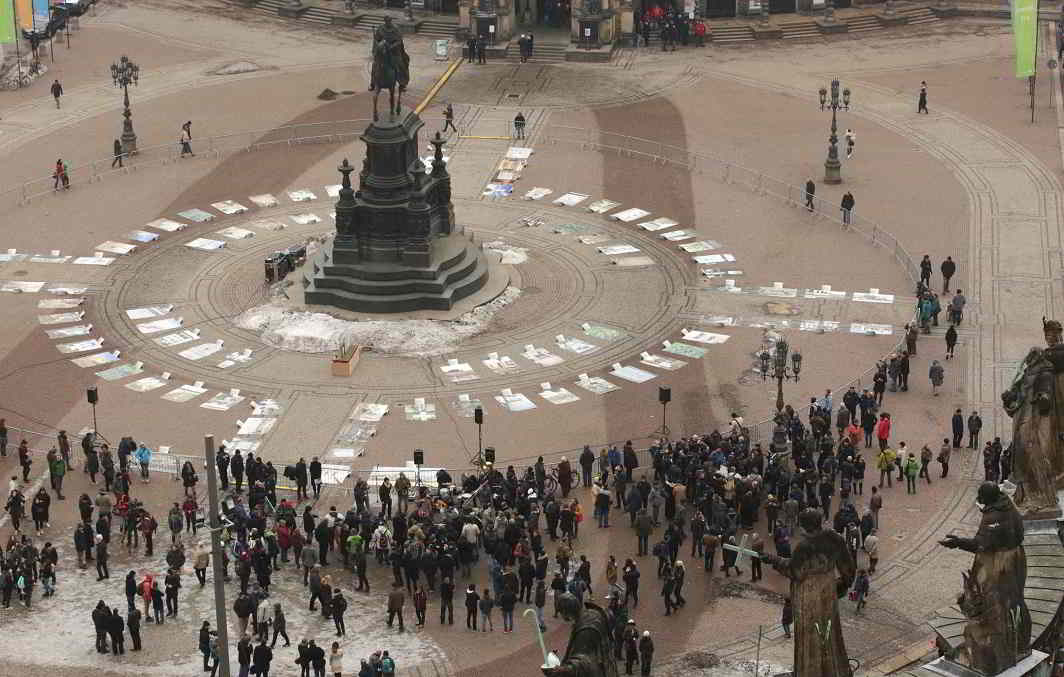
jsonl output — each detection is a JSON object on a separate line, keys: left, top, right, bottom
{"left": 86, "top": 386, "right": 101, "bottom": 440}
{"left": 654, "top": 386, "right": 671, "bottom": 439}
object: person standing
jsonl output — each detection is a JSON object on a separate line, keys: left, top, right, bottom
{"left": 439, "top": 576, "right": 454, "bottom": 625}
{"left": 95, "top": 534, "right": 109, "bottom": 580}
{"left": 919, "top": 445, "right": 933, "bottom": 485}
{"left": 464, "top": 583, "right": 479, "bottom": 630}
{"left": 466, "top": 35, "right": 477, "bottom": 63}
{"left": 238, "top": 636, "right": 254, "bottom": 677}
{"left": 863, "top": 530, "right": 879, "bottom": 573}
{"left": 951, "top": 409, "right": 964, "bottom": 448}
{"left": 929, "top": 360, "right": 944, "bottom": 396}
{"left": 840, "top": 191, "right": 855, "bottom": 226}
{"left": 127, "top": 606, "right": 142, "bottom": 651}
{"left": 51, "top": 79, "right": 63, "bottom": 108}
{"left": 476, "top": 36, "right": 487, "bottom": 64}
{"left": 639, "top": 631, "right": 655, "bottom": 677}
{"left": 767, "top": 599, "right": 789, "bottom": 645}
{"left": 844, "top": 128, "right": 856, "bottom": 158}
{"left": 869, "top": 487, "right": 883, "bottom": 530}
{"left": 330, "top": 643, "right": 343, "bottom": 677}
{"left": 949, "top": 290, "right": 966, "bottom": 325}
{"left": 917, "top": 81, "right": 929, "bottom": 114}
{"left": 804, "top": 179, "right": 815, "bottom": 211}
{"left": 165, "top": 567, "right": 181, "bottom": 617}
{"left": 514, "top": 111, "right": 526, "bottom": 140}
{"left": 332, "top": 589, "right": 348, "bottom": 636}
{"left": 108, "top": 607, "right": 126, "bottom": 655}
{"left": 918, "top": 255, "right": 932, "bottom": 288}
{"left": 940, "top": 256, "right": 956, "bottom": 293}
{"left": 478, "top": 588, "right": 495, "bottom": 631}
{"left": 967, "top": 411, "right": 982, "bottom": 449}
{"left": 252, "top": 638, "right": 273, "bottom": 677}
{"left": 310, "top": 457, "right": 323, "bottom": 499}
{"left": 199, "top": 622, "right": 213, "bottom": 670}
{"left": 387, "top": 582, "right": 406, "bottom": 632}
{"left": 112, "top": 140, "right": 124, "bottom": 168}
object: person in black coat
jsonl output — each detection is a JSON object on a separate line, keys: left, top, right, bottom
{"left": 127, "top": 607, "right": 142, "bottom": 651}
{"left": 231, "top": 451, "right": 245, "bottom": 492}
{"left": 92, "top": 601, "right": 111, "bottom": 653}
{"left": 199, "top": 621, "right": 212, "bottom": 671}
{"left": 309, "top": 458, "right": 323, "bottom": 499}
{"left": 252, "top": 639, "right": 273, "bottom": 677}
{"left": 951, "top": 409, "right": 964, "bottom": 448}
{"left": 107, "top": 607, "right": 125, "bottom": 655}
{"left": 238, "top": 635, "right": 254, "bottom": 675}
{"left": 638, "top": 631, "right": 655, "bottom": 676}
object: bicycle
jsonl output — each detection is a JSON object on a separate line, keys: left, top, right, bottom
{"left": 543, "top": 466, "right": 579, "bottom": 497}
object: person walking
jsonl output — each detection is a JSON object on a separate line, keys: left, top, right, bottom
{"left": 464, "top": 583, "right": 479, "bottom": 630}
{"left": 945, "top": 324, "right": 958, "bottom": 360}
{"left": 200, "top": 622, "right": 214, "bottom": 671}
{"left": 95, "top": 534, "right": 110, "bottom": 580}
{"left": 917, "top": 81, "right": 929, "bottom": 114}
{"left": 853, "top": 569, "right": 870, "bottom": 613}
{"left": 514, "top": 111, "right": 526, "bottom": 140}
{"left": 940, "top": 256, "right": 956, "bottom": 293}
{"left": 51, "top": 79, "right": 63, "bottom": 108}
{"left": 929, "top": 360, "right": 944, "bottom": 396}
{"left": 180, "top": 127, "right": 195, "bottom": 158}
{"left": 112, "top": 140, "right": 124, "bottom": 168}
{"left": 332, "top": 589, "right": 348, "bottom": 636}
{"left": 840, "top": 191, "right": 855, "bottom": 227}
{"left": 466, "top": 35, "right": 477, "bottom": 63}
{"left": 443, "top": 103, "right": 458, "bottom": 134}
{"left": 844, "top": 128, "right": 856, "bottom": 158}
{"left": 804, "top": 179, "right": 815, "bottom": 211}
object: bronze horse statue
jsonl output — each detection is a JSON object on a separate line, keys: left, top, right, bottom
{"left": 370, "top": 19, "right": 410, "bottom": 121}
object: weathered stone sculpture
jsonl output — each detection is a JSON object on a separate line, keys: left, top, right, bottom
{"left": 1002, "top": 318, "right": 1064, "bottom": 512}
{"left": 763, "top": 508, "right": 856, "bottom": 677}
{"left": 369, "top": 17, "right": 410, "bottom": 121}
{"left": 542, "top": 593, "right": 619, "bottom": 677}
{"left": 940, "top": 482, "right": 1032, "bottom": 674}
{"left": 303, "top": 121, "right": 489, "bottom": 312}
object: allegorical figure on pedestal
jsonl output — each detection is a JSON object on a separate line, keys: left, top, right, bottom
{"left": 369, "top": 17, "right": 410, "bottom": 121}
{"left": 542, "top": 593, "right": 619, "bottom": 677}
{"left": 1001, "top": 318, "right": 1064, "bottom": 512}
{"left": 762, "top": 508, "right": 856, "bottom": 677}
{"left": 939, "top": 482, "right": 1031, "bottom": 674}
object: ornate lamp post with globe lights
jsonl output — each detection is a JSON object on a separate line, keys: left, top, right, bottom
{"left": 759, "top": 337, "right": 802, "bottom": 416}
{"left": 818, "top": 77, "right": 850, "bottom": 184}
{"left": 111, "top": 55, "right": 140, "bottom": 156}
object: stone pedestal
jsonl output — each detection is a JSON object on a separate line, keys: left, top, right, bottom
{"left": 303, "top": 109, "right": 489, "bottom": 313}
{"left": 278, "top": 0, "right": 308, "bottom": 17}
{"left": 815, "top": 17, "right": 848, "bottom": 32}
{"left": 752, "top": 25, "right": 783, "bottom": 38}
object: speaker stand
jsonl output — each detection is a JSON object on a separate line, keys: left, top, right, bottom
{"left": 652, "top": 401, "right": 671, "bottom": 440}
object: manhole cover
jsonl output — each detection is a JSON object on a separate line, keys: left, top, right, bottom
{"left": 763, "top": 301, "right": 801, "bottom": 316}
{"left": 507, "top": 93, "right": 521, "bottom": 99}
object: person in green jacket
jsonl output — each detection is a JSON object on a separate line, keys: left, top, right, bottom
{"left": 904, "top": 453, "right": 920, "bottom": 495}
{"left": 49, "top": 452, "right": 66, "bottom": 500}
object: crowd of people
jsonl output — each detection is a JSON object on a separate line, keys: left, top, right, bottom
{"left": 0, "top": 250, "right": 987, "bottom": 675}
{"left": 637, "top": 6, "right": 708, "bottom": 50}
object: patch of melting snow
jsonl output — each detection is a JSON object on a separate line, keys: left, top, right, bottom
{"left": 235, "top": 286, "right": 522, "bottom": 356}
{"left": 0, "top": 527, "right": 445, "bottom": 674}
{"left": 482, "top": 240, "right": 529, "bottom": 265}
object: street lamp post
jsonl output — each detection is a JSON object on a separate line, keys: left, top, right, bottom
{"left": 111, "top": 55, "right": 140, "bottom": 156}
{"left": 758, "top": 338, "right": 802, "bottom": 415}
{"left": 818, "top": 77, "right": 850, "bottom": 185}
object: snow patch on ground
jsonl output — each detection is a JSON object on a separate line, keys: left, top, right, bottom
{"left": 482, "top": 240, "right": 529, "bottom": 265}
{"left": 210, "top": 60, "right": 264, "bottom": 75}
{"left": 235, "top": 286, "right": 522, "bottom": 356}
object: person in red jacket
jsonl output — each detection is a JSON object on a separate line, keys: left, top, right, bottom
{"left": 875, "top": 413, "right": 891, "bottom": 452}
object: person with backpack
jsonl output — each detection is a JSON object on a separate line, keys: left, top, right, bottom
{"left": 379, "top": 651, "right": 396, "bottom": 677}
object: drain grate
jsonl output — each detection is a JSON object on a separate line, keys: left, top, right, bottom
{"left": 507, "top": 93, "right": 521, "bottom": 98}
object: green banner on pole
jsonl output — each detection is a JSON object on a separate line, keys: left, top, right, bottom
{"left": 1013, "top": 0, "right": 1037, "bottom": 78}
{"left": 0, "top": 0, "right": 16, "bottom": 43}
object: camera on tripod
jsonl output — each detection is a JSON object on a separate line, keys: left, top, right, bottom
{"left": 264, "top": 244, "right": 309, "bottom": 284}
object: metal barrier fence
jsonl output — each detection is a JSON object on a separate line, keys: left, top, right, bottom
{"left": 2, "top": 120, "right": 921, "bottom": 474}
